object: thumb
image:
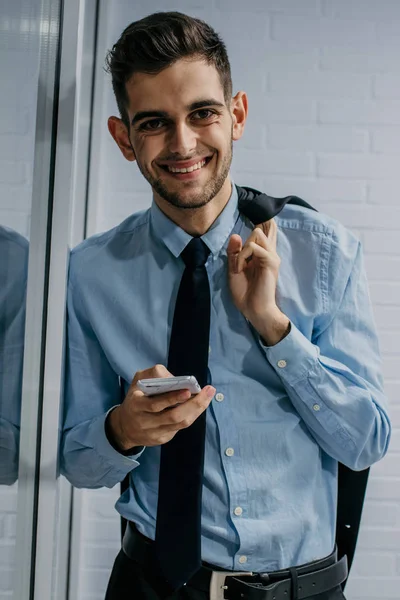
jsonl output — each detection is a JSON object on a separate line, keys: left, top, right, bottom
{"left": 227, "top": 234, "right": 242, "bottom": 274}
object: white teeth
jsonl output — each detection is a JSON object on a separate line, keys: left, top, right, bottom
{"left": 167, "top": 158, "right": 207, "bottom": 173}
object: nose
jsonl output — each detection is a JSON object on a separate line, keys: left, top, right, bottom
{"left": 167, "top": 121, "right": 197, "bottom": 157}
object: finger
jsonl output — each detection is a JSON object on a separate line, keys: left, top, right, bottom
{"left": 131, "top": 364, "right": 172, "bottom": 388}
{"left": 248, "top": 226, "right": 275, "bottom": 252}
{"left": 227, "top": 234, "right": 242, "bottom": 254}
{"left": 129, "top": 387, "right": 216, "bottom": 443}
{"left": 256, "top": 218, "right": 277, "bottom": 250}
{"left": 128, "top": 388, "right": 193, "bottom": 435}
{"left": 267, "top": 218, "right": 278, "bottom": 248}
{"left": 156, "top": 386, "right": 215, "bottom": 428}
{"left": 238, "top": 223, "right": 277, "bottom": 263}
{"left": 141, "top": 388, "right": 193, "bottom": 413}
{"left": 227, "top": 234, "right": 242, "bottom": 275}
{"left": 237, "top": 241, "right": 270, "bottom": 272}
{"left": 240, "top": 228, "right": 271, "bottom": 257}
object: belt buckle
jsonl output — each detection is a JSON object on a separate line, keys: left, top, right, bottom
{"left": 209, "top": 570, "right": 253, "bottom": 600}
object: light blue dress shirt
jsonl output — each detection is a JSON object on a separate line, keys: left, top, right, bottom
{"left": 61, "top": 181, "right": 390, "bottom": 573}
{"left": 0, "top": 225, "right": 28, "bottom": 485}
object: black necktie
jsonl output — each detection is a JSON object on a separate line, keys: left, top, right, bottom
{"left": 154, "top": 237, "right": 211, "bottom": 592}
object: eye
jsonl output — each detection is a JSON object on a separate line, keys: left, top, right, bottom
{"left": 138, "top": 109, "right": 216, "bottom": 132}
{"left": 192, "top": 109, "right": 215, "bottom": 120}
{"left": 139, "top": 119, "right": 165, "bottom": 131}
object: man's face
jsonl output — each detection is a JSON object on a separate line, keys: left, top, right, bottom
{"left": 114, "top": 58, "right": 245, "bottom": 210}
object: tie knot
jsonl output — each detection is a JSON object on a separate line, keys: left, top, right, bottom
{"left": 181, "top": 237, "right": 210, "bottom": 269}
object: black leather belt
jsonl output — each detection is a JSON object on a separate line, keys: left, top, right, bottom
{"left": 122, "top": 522, "right": 348, "bottom": 600}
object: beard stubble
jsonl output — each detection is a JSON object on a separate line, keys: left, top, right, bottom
{"left": 133, "top": 133, "right": 233, "bottom": 211}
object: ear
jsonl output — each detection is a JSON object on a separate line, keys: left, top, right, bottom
{"left": 108, "top": 116, "right": 136, "bottom": 162}
{"left": 231, "top": 91, "right": 248, "bottom": 141}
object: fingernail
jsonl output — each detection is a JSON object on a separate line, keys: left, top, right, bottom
{"left": 206, "top": 386, "right": 216, "bottom": 399}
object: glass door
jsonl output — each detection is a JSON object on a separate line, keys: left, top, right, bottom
{"left": 0, "top": 0, "right": 62, "bottom": 598}
{"left": 0, "top": 0, "right": 96, "bottom": 598}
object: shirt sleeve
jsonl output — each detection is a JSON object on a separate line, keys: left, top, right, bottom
{"left": 0, "top": 418, "right": 19, "bottom": 485}
{"left": 260, "top": 239, "right": 391, "bottom": 471}
{"left": 0, "top": 234, "right": 28, "bottom": 485}
{"left": 0, "top": 345, "right": 24, "bottom": 486}
{"left": 60, "top": 265, "right": 144, "bottom": 489}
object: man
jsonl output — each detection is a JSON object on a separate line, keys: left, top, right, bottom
{"left": 61, "top": 11, "right": 391, "bottom": 600}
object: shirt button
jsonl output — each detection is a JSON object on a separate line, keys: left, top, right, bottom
{"left": 225, "top": 447, "right": 235, "bottom": 457}
{"left": 277, "top": 360, "right": 287, "bottom": 368}
{"left": 234, "top": 506, "right": 243, "bottom": 516}
{"left": 238, "top": 556, "right": 247, "bottom": 564}
{"left": 313, "top": 404, "right": 321, "bottom": 411}
{"left": 209, "top": 346, "right": 212, "bottom": 354}
{"left": 215, "top": 393, "right": 224, "bottom": 402}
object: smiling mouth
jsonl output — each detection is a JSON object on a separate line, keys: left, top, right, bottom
{"left": 159, "top": 156, "right": 213, "bottom": 174}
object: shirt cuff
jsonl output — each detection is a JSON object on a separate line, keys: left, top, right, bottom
{"left": 259, "top": 321, "right": 320, "bottom": 385}
{"left": 89, "top": 407, "right": 145, "bottom": 467}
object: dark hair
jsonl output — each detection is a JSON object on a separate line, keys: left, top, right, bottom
{"left": 105, "top": 11, "right": 233, "bottom": 128}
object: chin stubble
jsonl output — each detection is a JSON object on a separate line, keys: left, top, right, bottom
{"left": 135, "top": 138, "right": 233, "bottom": 210}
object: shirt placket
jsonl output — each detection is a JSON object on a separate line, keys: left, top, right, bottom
{"left": 206, "top": 256, "right": 253, "bottom": 571}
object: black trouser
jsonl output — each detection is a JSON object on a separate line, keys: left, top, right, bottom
{"left": 105, "top": 548, "right": 347, "bottom": 600}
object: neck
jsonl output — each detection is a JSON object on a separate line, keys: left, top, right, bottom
{"left": 153, "top": 178, "right": 233, "bottom": 237}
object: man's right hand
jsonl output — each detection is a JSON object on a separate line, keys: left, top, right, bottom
{"left": 107, "top": 364, "right": 216, "bottom": 452}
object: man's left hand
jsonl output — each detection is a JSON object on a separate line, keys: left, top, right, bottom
{"left": 227, "top": 219, "right": 290, "bottom": 346}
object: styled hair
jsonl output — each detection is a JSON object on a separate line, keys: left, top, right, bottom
{"left": 105, "top": 11, "right": 233, "bottom": 127}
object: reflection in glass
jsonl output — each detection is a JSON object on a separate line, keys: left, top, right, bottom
{"left": 0, "top": 0, "right": 41, "bottom": 593}
{"left": 0, "top": 225, "right": 28, "bottom": 485}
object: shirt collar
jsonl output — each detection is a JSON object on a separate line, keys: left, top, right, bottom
{"left": 150, "top": 179, "right": 239, "bottom": 258}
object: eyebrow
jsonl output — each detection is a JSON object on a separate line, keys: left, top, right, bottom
{"left": 131, "top": 98, "right": 226, "bottom": 127}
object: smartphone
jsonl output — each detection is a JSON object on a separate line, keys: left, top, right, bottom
{"left": 137, "top": 375, "right": 201, "bottom": 396}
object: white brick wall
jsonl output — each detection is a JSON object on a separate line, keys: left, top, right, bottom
{"left": 0, "top": 0, "right": 40, "bottom": 598}
{"left": 79, "top": 1, "right": 400, "bottom": 598}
